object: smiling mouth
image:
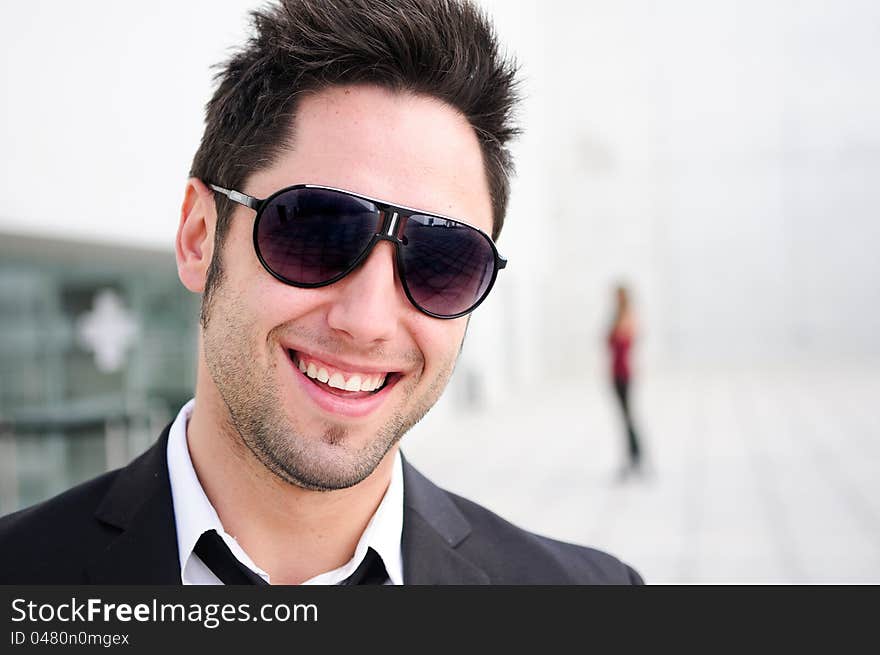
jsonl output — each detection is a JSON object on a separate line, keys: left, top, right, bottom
{"left": 288, "top": 350, "right": 398, "bottom": 398}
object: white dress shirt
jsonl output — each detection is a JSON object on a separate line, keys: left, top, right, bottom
{"left": 166, "top": 399, "right": 404, "bottom": 585}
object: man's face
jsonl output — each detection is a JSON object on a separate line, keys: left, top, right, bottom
{"left": 200, "top": 85, "right": 494, "bottom": 491}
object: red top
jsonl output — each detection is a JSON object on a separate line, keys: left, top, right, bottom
{"left": 608, "top": 327, "right": 632, "bottom": 381}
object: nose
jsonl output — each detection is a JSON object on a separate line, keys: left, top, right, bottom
{"left": 325, "top": 239, "right": 406, "bottom": 344}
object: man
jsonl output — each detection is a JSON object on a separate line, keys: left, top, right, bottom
{"left": 0, "top": 0, "right": 641, "bottom": 584}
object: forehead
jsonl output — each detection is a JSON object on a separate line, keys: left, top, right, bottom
{"left": 247, "top": 84, "right": 493, "bottom": 234}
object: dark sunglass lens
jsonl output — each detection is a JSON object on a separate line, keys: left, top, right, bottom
{"left": 400, "top": 216, "right": 496, "bottom": 316}
{"left": 256, "top": 188, "right": 378, "bottom": 285}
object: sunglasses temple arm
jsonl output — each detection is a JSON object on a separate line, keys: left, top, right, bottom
{"left": 208, "top": 184, "right": 261, "bottom": 210}
{"left": 497, "top": 254, "right": 508, "bottom": 270}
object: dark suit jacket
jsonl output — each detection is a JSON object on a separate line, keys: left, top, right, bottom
{"left": 0, "top": 426, "right": 643, "bottom": 584}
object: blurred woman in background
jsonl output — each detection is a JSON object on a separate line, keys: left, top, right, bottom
{"left": 608, "top": 284, "right": 645, "bottom": 480}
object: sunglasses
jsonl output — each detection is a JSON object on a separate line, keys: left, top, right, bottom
{"left": 208, "top": 183, "right": 507, "bottom": 319}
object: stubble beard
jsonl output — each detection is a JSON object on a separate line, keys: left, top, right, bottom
{"left": 200, "top": 273, "right": 455, "bottom": 492}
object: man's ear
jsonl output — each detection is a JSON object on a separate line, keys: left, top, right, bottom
{"left": 176, "top": 178, "right": 217, "bottom": 293}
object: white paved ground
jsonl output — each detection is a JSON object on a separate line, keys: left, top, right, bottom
{"left": 401, "top": 365, "right": 880, "bottom": 584}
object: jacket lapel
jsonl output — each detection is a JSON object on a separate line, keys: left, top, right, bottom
{"left": 400, "top": 457, "right": 490, "bottom": 584}
{"left": 85, "top": 425, "right": 181, "bottom": 584}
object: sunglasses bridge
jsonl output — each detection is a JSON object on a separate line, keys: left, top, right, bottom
{"left": 374, "top": 209, "right": 406, "bottom": 246}
{"left": 324, "top": 208, "right": 408, "bottom": 287}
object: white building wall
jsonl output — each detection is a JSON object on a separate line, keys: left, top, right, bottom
{"left": 539, "top": 0, "right": 880, "bottom": 374}
{"left": 0, "top": 0, "right": 254, "bottom": 246}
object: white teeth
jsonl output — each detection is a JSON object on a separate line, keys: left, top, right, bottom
{"left": 297, "top": 355, "right": 388, "bottom": 392}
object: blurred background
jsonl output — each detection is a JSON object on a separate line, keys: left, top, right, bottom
{"left": 1, "top": 0, "right": 878, "bottom": 583}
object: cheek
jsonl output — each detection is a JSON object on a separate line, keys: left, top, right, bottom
{"left": 247, "top": 268, "right": 329, "bottom": 320}
{"left": 414, "top": 318, "right": 467, "bottom": 371}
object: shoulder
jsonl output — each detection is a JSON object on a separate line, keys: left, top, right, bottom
{"left": 447, "top": 491, "right": 643, "bottom": 584}
{"left": 401, "top": 458, "right": 643, "bottom": 585}
{"left": 0, "top": 469, "right": 122, "bottom": 583}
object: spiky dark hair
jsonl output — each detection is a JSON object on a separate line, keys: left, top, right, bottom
{"left": 190, "top": 0, "right": 520, "bottom": 241}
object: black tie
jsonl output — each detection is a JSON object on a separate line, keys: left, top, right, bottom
{"left": 193, "top": 530, "right": 388, "bottom": 585}
{"left": 341, "top": 547, "right": 388, "bottom": 585}
{"left": 194, "top": 530, "right": 268, "bottom": 585}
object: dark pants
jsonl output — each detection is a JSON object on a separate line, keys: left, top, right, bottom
{"left": 613, "top": 377, "right": 641, "bottom": 467}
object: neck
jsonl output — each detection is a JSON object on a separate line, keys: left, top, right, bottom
{"left": 185, "top": 376, "right": 396, "bottom": 584}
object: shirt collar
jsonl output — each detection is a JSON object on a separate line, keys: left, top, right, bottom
{"left": 166, "top": 399, "right": 404, "bottom": 585}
